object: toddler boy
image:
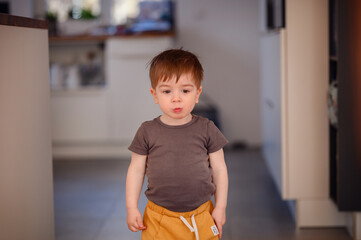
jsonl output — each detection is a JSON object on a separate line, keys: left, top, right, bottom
{"left": 126, "top": 49, "right": 228, "bottom": 240}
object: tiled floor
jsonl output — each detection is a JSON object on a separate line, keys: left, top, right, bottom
{"left": 53, "top": 150, "right": 351, "bottom": 240}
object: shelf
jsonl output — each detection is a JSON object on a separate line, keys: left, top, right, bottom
{"left": 49, "top": 30, "right": 175, "bottom": 43}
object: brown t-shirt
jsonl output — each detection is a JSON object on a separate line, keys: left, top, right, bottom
{"left": 128, "top": 115, "right": 228, "bottom": 212}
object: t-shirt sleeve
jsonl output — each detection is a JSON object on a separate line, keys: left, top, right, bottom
{"left": 207, "top": 120, "right": 228, "bottom": 153}
{"left": 128, "top": 123, "right": 149, "bottom": 155}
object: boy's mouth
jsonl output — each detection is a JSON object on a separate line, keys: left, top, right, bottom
{"left": 173, "top": 108, "right": 182, "bottom": 113}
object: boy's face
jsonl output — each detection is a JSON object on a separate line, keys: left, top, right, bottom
{"left": 150, "top": 73, "right": 202, "bottom": 125}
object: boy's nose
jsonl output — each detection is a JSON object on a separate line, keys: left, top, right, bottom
{"left": 172, "top": 93, "right": 181, "bottom": 102}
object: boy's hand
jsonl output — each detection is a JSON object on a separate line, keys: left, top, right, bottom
{"left": 211, "top": 207, "right": 226, "bottom": 239}
{"left": 127, "top": 208, "right": 147, "bottom": 232}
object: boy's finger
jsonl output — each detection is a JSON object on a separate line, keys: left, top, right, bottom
{"left": 216, "top": 223, "right": 223, "bottom": 239}
{"left": 128, "top": 224, "right": 140, "bottom": 232}
{"left": 136, "top": 217, "right": 146, "bottom": 229}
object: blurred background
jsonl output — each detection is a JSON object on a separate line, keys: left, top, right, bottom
{"left": 1, "top": 0, "right": 361, "bottom": 240}
{"left": 3, "top": 0, "right": 261, "bottom": 152}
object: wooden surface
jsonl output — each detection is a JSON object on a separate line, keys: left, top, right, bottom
{"left": 0, "top": 13, "right": 48, "bottom": 29}
{"left": 49, "top": 30, "right": 175, "bottom": 43}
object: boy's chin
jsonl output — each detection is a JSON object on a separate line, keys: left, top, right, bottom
{"left": 163, "top": 113, "right": 192, "bottom": 120}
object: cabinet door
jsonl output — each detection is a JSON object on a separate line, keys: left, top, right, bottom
{"left": 106, "top": 37, "right": 174, "bottom": 143}
{"left": 261, "top": 0, "right": 329, "bottom": 200}
{"left": 51, "top": 91, "right": 111, "bottom": 142}
{"left": 285, "top": 0, "right": 329, "bottom": 199}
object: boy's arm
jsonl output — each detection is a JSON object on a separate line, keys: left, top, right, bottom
{"left": 126, "top": 152, "right": 147, "bottom": 232}
{"left": 209, "top": 148, "right": 228, "bottom": 239}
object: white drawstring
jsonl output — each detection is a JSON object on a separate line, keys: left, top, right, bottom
{"left": 180, "top": 214, "right": 199, "bottom": 240}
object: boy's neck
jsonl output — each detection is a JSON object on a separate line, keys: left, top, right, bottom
{"left": 159, "top": 114, "right": 193, "bottom": 126}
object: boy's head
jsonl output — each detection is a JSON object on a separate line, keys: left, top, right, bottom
{"left": 149, "top": 49, "right": 203, "bottom": 89}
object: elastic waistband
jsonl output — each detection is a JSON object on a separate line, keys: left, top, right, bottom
{"left": 146, "top": 200, "right": 213, "bottom": 218}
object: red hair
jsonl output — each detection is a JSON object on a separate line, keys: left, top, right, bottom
{"left": 149, "top": 49, "right": 203, "bottom": 89}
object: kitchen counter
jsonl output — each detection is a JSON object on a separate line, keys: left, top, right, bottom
{"left": 1, "top": 14, "right": 54, "bottom": 240}
{"left": 0, "top": 13, "right": 47, "bottom": 29}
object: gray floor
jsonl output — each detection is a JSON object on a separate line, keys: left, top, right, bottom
{"left": 53, "top": 150, "right": 351, "bottom": 240}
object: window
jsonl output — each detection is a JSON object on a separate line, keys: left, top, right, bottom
{"left": 46, "top": 0, "right": 100, "bottom": 22}
{"left": 111, "top": 0, "right": 140, "bottom": 25}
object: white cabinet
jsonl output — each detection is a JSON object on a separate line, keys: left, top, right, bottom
{"left": 261, "top": 0, "right": 329, "bottom": 200}
{"left": 50, "top": 36, "right": 173, "bottom": 156}
{"left": 49, "top": 41, "right": 109, "bottom": 142}
{"left": 0, "top": 19, "right": 54, "bottom": 240}
{"left": 106, "top": 37, "right": 173, "bottom": 142}
{"left": 51, "top": 90, "right": 111, "bottom": 141}
{"left": 261, "top": 0, "right": 349, "bottom": 228}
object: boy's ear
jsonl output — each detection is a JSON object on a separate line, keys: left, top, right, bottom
{"left": 150, "top": 88, "right": 159, "bottom": 104}
{"left": 195, "top": 86, "right": 202, "bottom": 103}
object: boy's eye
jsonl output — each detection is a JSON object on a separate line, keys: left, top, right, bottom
{"left": 182, "top": 89, "right": 190, "bottom": 93}
{"left": 163, "top": 90, "right": 171, "bottom": 94}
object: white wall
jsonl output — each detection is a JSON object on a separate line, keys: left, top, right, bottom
{"left": 175, "top": 0, "right": 261, "bottom": 145}
{"left": 7, "top": 0, "right": 33, "bottom": 17}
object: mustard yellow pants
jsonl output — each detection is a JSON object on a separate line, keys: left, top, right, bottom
{"left": 142, "top": 200, "right": 219, "bottom": 240}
